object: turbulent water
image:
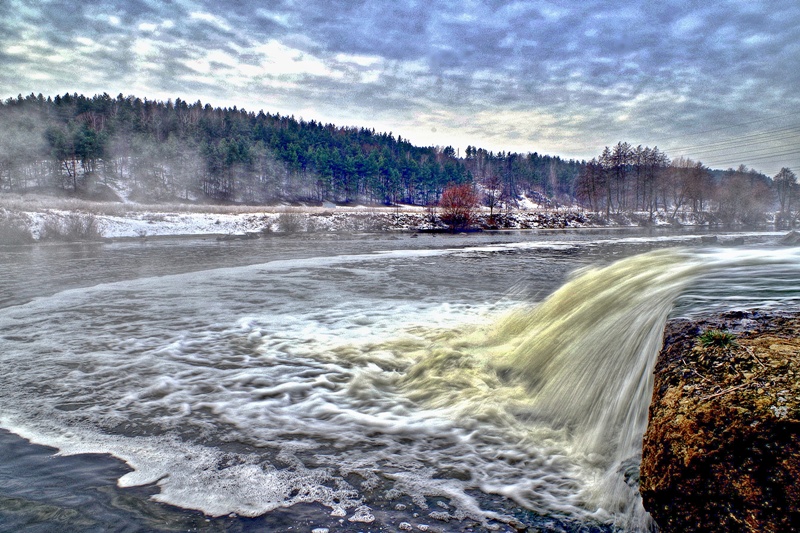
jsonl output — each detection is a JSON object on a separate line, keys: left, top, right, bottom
{"left": 0, "top": 229, "right": 798, "bottom": 532}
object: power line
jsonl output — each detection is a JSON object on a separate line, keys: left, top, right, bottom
{"left": 638, "top": 110, "right": 800, "bottom": 175}
{"left": 649, "top": 109, "right": 800, "bottom": 145}
{"left": 676, "top": 139, "right": 800, "bottom": 161}
{"left": 706, "top": 151, "right": 800, "bottom": 166}
{"left": 701, "top": 149, "right": 800, "bottom": 167}
{"left": 664, "top": 125, "right": 800, "bottom": 154}
{"left": 651, "top": 115, "right": 800, "bottom": 174}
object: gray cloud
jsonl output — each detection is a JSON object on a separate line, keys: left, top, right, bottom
{"left": 1, "top": 0, "right": 799, "bottom": 173}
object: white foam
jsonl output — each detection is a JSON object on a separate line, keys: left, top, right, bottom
{"left": 1, "top": 242, "right": 798, "bottom": 529}
{"left": 0, "top": 261, "right": 503, "bottom": 520}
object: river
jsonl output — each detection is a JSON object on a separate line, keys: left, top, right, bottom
{"left": 0, "top": 228, "right": 798, "bottom": 532}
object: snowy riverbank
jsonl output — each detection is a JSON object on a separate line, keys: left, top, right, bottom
{"left": 0, "top": 193, "right": 752, "bottom": 243}
{"left": 33, "top": 208, "right": 607, "bottom": 239}
{"left": 1, "top": 203, "right": 615, "bottom": 242}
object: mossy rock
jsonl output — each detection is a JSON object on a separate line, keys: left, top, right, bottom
{"left": 641, "top": 310, "right": 800, "bottom": 532}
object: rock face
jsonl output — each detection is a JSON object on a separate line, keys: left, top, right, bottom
{"left": 640, "top": 310, "right": 800, "bottom": 532}
{"left": 779, "top": 230, "right": 800, "bottom": 246}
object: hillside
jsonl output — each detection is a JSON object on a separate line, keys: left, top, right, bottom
{"left": 0, "top": 93, "right": 793, "bottom": 228}
{"left": 0, "top": 92, "right": 581, "bottom": 207}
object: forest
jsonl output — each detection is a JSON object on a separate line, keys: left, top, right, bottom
{"left": 0, "top": 92, "right": 580, "bottom": 206}
{"left": 0, "top": 92, "right": 796, "bottom": 225}
{"left": 574, "top": 143, "right": 796, "bottom": 225}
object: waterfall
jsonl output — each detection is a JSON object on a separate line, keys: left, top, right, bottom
{"left": 394, "top": 249, "right": 705, "bottom": 528}
{"left": 3, "top": 240, "right": 799, "bottom": 532}
{"left": 491, "top": 250, "right": 702, "bottom": 456}
{"left": 489, "top": 250, "right": 707, "bottom": 526}
{"left": 399, "top": 246, "right": 800, "bottom": 529}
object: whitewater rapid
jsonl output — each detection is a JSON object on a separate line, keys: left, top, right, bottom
{"left": 0, "top": 233, "right": 798, "bottom": 531}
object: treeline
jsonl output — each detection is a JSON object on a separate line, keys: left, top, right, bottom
{"left": 0, "top": 92, "right": 465, "bottom": 203}
{"left": 463, "top": 146, "right": 583, "bottom": 207}
{"left": 575, "top": 142, "right": 796, "bottom": 224}
{"left": 1, "top": 93, "right": 795, "bottom": 223}
{"left": 0, "top": 92, "right": 582, "bottom": 205}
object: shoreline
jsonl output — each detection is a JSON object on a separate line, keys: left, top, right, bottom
{"left": 1, "top": 203, "right": 781, "bottom": 245}
{"left": 0, "top": 223, "right": 782, "bottom": 248}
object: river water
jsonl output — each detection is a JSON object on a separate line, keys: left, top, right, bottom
{"left": 1, "top": 228, "right": 798, "bottom": 532}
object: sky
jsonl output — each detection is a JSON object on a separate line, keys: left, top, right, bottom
{"left": 2, "top": 0, "right": 799, "bottom": 176}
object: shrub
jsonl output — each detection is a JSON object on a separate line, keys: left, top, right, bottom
{"left": 0, "top": 210, "right": 34, "bottom": 244}
{"left": 277, "top": 212, "right": 304, "bottom": 233}
{"left": 439, "top": 183, "right": 479, "bottom": 231}
{"left": 39, "top": 213, "right": 104, "bottom": 241}
{"left": 698, "top": 329, "right": 739, "bottom": 348}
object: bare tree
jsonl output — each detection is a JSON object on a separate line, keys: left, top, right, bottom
{"left": 715, "top": 165, "right": 772, "bottom": 225}
{"left": 482, "top": 174, "right": 502, "bottom": 222}
{"left": 599, "top": 146, "right": 613, "bottom": 218}
{"left": 575, "top": 158, "right": 603, "bottom": 212}
{"left": 439, "top": 183, "right": 479, "bottom": 231}
{"left": 668, "top": 157, "right": 708, "bottom": 220}
{"left": 611, "top": 142, "right": 632, "bottom": 212}
{"left": 774, "top": 167, "right": 798, "bottom": 226}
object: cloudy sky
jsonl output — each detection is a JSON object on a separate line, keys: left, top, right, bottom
{"left": 2, "top": 0, "right": 799, "bottom": 175}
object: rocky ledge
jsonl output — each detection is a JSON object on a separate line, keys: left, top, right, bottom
{"left": 640, "top": 310, "right": 800, "bottom": 532}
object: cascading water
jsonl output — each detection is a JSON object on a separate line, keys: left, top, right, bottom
{"left": 395, "top": 249, "right": 708, "bottom": 529}
{"left": 392, "top": 245, "right": 800, "bottom": 531}
{"left": 1, "top": 236, "right": 799, "bottom": 532}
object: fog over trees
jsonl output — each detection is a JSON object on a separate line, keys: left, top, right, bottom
{"left": 0, "top": 92, "right": 796, "bottom": 225}
{"left": 574, "top": 142, "right": 790, "bottom": 224}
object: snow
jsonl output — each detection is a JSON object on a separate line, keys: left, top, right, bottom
{"left": 17, "top": 206, "right": 438, "bottom": 239}
{"left": 20, "top": 210, "right": 272, "bottom": 239}
{"left": 97, "top": 211, "right": 277, "bottom": 238}
{"left": 3, "top": 193, "right": 771, "bottom": 242}
{"left": 515, "top": 195, "right": 545, "bottom": 211}
{"left": 8, "top": 206, "right": 697, "bottom": 240}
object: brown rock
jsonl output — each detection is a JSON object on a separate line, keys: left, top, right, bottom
{"left": 640, "top": 310, "right": 800, "bottom": 532}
